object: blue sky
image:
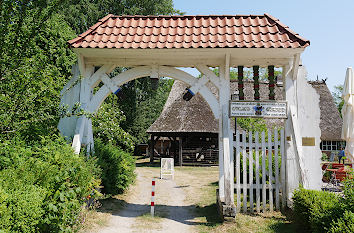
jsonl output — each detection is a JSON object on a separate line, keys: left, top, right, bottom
{"left": 173, "top": 0, "right": 354, "bottom": 92}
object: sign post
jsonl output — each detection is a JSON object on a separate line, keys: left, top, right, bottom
{"left": 160, "top": 158, "right": 174, "bottom": 180}
{"left": 229, "top": 101, "right": 287, "bottom": 118}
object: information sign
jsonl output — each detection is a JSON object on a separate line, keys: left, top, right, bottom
{"left": 229, "top": 101, "right": 287, "bottom": 118}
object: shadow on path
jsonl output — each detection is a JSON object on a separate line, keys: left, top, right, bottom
{"left": 97, "top": 198, "right": 222, "bottom": 227}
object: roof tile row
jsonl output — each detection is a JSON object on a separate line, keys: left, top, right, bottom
{"left": 69, "top": 14, "right": 309, "bottom": 49}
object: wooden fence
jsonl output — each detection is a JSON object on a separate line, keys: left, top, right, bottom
{"left": 234, "top": 128, "right": 286, "bottom": 213}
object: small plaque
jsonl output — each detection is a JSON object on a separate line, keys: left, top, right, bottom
{"left": 286, "top": 136, "right": 291, "bottom": 141}
{"left": 302, "top": 137, "right": 315, "bottom": 146}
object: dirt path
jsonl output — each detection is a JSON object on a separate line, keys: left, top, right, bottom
{"left": 93, "top": 165, "right": 198, "bottom": 233}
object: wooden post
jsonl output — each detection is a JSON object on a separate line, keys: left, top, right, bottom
{"left": 274, "top": 128, "right": 280, "bottom": 210}
{"left": 280, "top": 129, "right": 286, "bottom": 209}
{"left": 236, "top": 130, "right": 241, "bottom": 213}
{"left": 238, "top": 66, "right": 244, "bottom": 100}
{"left": 253, "top": 66, "right": 260, "bottom": 100}
{"left": 179, "top": 137, "right": 183, "bottom": 166}
{"left": 242, "top": 131, "right": 247, "bottom": 212}
{"left": 268, "top": 65, "right": 275, "bottom": 100}
{"left": 268, "top": 129, "right": 273, "bottom": 212}
{"left": 255, "top": 131, "right": 260, "bottom": 213}
{"left": 249, "top": 131, "right": 254, "bottom": 213}
{"left": 261, "top": 131, "right": 267, "bottom": 211}
{"left": 173, "top": 137, "right": 177, "bottom": 162}
{"left": 150, "top": 135, "right": 154, "bottom": 163}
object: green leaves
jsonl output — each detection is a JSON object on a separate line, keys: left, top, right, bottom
{"left": 94, "top": 139, "right": 136, "bottom": 195}
{"left": 118, "top": 77, "right": 174, "bottom": 144}
{"left": 0, "top": 137, "right": 101, "bottom": 232}
{"left": 332, "top": 85, "right": 344, "bottom": 116}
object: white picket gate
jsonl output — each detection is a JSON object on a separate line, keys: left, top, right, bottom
{"left": 234, "top": 128, "right": 286, "bottom": 213}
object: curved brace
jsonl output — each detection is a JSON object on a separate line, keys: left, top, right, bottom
{"left": 88, "top": 66, "right": 220, "bottom": 117}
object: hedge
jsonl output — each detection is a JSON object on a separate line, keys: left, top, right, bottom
{"left": 94, "top": 139, "right": 136, "bottom": 195}
{"left": 293, "top": 173, "right": 354, "bottom": 233}
{"left": 0, "top": 136, "right": 101, "bottom": 232}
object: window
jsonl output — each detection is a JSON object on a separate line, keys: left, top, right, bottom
{"left": 320, "top": 141, "right": 345, "bottom": 151}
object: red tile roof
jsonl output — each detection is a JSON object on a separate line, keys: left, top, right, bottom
{"left": 69, "top": 14, "right": 310, "bottom": 49}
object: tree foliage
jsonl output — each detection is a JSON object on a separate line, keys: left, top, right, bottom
{"left": 0, "top": 0, "right": 178, "bottom": 144}
{"left": 118, "top": 78, "right": 174, "bottom": 143}
{"left": 332, "top": 85, "right": 344, "bottom": 116}
{"left": 61, "top": 0, "right": 180, "bottom": 34}
{"left": 0, "top": 1, "right": 180, "bottom": 232}
{"left": 92, "top": 95, "right": 136, "bottom": 152}
{"left": 0, "top": 1, "right": 77, "bottom": 141}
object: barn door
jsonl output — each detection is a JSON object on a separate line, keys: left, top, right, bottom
{"left": 234, "top": 128, "right": 286, "bottom": 213}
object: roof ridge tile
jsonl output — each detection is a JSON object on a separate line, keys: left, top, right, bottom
{"left": 264, "top": 13, "right": 309, "bottom": 46}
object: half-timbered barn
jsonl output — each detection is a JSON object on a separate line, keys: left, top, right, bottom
{"left": 147, "top": 79, "right": 342, "bottom": 165}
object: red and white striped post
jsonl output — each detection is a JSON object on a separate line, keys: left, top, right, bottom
{"left": 151, "top": 178, "right": 155, "bottom": 217}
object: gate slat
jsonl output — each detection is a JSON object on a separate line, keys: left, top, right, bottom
{"left": 261, "top": 131, "right": 266, "bottom": 212}
{"left": 249, "top": 131, "right": 254, "bottom": 213}
{"left": 274, "top": 128, "right": 280, "bottom": 210}
{"left": 236, "top": 130, "right": 241, "bottom": 213}
{"left": 242, "top": 131, "right": 247, "bottom": 213}
{"left": 268, "top": 129, "right": 273, "bottom": 212}
{"left": 255, "top": 131, "right": 260, "bottom": 213}
{"left": 280, "top": 129, "right": 286, "bottom": 208}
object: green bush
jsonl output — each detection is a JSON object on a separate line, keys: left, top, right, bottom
{"left": 329, "top": 210, "right": 354, "bottom": 233}
{"left": 292, "top": 188, "right": 341, "bottom": 232}
{"left": 94, "top": 139, "right": 136, "bottom": 195}
{"left": 293, "top": 175, "right": 354, "bottom": 233}
{"left": 342, "top": 171, "right": 354, "bottom": 211}
{"left": 0, "top": 136, "right": 101, "bottom": 232}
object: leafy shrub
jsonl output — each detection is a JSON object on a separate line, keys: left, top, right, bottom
{"left": 329, "top": 210, "right": 354, "bottom": 233}
{"left": 292, "top": 188, "right": 341, "bottom": 232}
{"left": 93, "top": 101, "right": 136, "bottom": 152}
{"left": 342, "top": 171, "right": 354, "bottom": 211}
{"left": 0, "top": 136, "right": 101, "bottom": 232}
{"left": 293, "top": 175, "right": 354, "bottom": 233}
{"left": 94, "top": 139, "right": 136, "bottom": 195}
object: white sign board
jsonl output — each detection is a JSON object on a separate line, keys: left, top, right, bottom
{"left": 160, "top": 158, "right": 174, "bottom": 180}
{"left": 229, "top": 101, "right": 287, "bottom": 118}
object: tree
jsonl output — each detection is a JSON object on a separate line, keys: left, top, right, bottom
{"left": 0, "top": 1, "right": 76, "bottom": 141}
{"left": 211, "top": 67, "right": 282, "bottom": 81}
{"left": 332, "top": 85, "right": 344, "bottom": 116}
{"left": 118, "top": 78, "right": 174, "bottom": 144}
{"left": 0, "top": 0, "right": 180, "bottom": 144}
{"left": 60, "top": 0, "right": 180, "bottom": 34}
{"left": 92, "top": 95, "right": 136, "bottom": 152}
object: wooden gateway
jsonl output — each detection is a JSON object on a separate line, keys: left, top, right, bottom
{"left": 58, "top": 14, "right": 323, "bottom": 217}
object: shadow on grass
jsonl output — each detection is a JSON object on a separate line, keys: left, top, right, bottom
{"left": 135, "top": 158, "right": 160, "bottom": 167}
{"left": 195, "top": 203, "right": 223, "bottom": 226}
{"left": 95, "top": 196, "right": 223, "bottom": 227}
{"left": 96, "top": 186, "right": 303, "bottom": 233}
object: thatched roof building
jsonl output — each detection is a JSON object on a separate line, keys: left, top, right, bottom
{"left": 147, "top": 79, "right": 285, "bottom": 134}
{"left": 309, "top": 81, "right": 343, "bottom": 141}
{"left": 147, "top": 79, "right": 342, "bottom": 141}
{"left": 147, "top": 79, "right": 343, "bottom": 164}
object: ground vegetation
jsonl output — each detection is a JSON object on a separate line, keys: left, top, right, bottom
{"left": 0, "top": 0, "right": 179, "bottom": 232}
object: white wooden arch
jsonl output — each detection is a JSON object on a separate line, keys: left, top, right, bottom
{"left": 88, "top": 65, "right": 219, "bottom": 117}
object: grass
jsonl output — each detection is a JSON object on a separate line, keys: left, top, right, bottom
{"left": 77, "top": 201, "right": 112, "bottom": 232}
{"left": 173, "top": 166, "right": 300, "bottom": 233}
{"left": 79, "top": 159, "right": 302, "bottom": 233}
{"left": 134, "top": 212, "right": 167, "bottom": 230}
{"left": 77, "top": 188, "right": 132, "bottom": 232}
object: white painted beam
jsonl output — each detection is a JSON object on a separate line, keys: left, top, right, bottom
{"left": 291, "top": 54, "right": 300, "bottom": 80}
{"left": 101, "top": 74, "right": 120, "bottom": 94}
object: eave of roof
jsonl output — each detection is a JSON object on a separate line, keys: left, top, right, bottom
{"left": 69, "top": 14, "right": 310, "bottom": 49}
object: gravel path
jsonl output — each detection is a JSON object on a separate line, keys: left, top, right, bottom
{"left": 93, "top": 166, "right": 197, "bottom": 233}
